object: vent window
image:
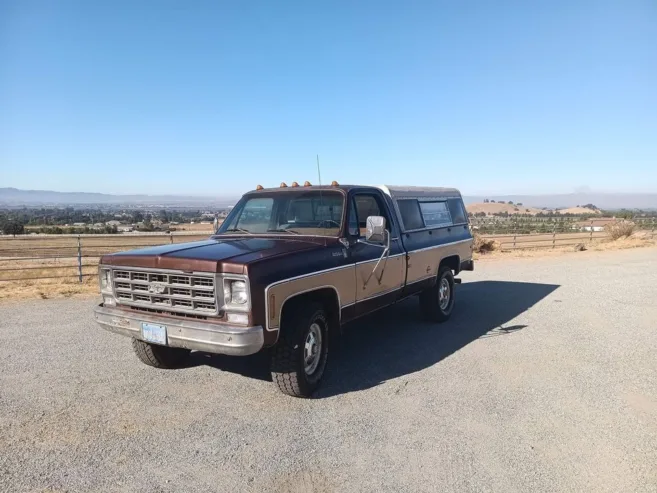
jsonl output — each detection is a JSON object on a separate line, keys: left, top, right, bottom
{"left": 418, "top": 202, "right": 452, "bottom": 228}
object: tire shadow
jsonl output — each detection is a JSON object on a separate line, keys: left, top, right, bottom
{"left": 316, "top": 280, "right": 559, "bottom": 398}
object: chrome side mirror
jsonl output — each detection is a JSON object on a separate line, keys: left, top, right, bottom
{"left": 366, "top": 216, "right": 386, "bottom": 244}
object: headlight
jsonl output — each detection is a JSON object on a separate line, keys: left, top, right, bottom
{"left": 99, "top": 267, "right": 112, "bottom": 293}
{"left": 224, "top": 279, "right": 248, "bottom": 305}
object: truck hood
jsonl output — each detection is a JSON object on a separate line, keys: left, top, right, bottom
{"left": 101, "top": 236, "right": 327, "bottom": 273}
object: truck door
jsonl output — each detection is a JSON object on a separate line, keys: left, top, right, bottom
{"left": 346, "top": 191, "right": 405, "bottom": 317}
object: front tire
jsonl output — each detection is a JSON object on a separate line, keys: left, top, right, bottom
{"left": 132, "top": 339, "right": 191, "bottom": 369}
{"left": 420, "top": 265, "right": 455, "bottom": 322}
{"left": 270, "top": 303, "right": 329, "bottom": 397}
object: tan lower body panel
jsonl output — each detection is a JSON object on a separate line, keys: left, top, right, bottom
{"left": 406, "top": 241, "right": 472, "bottom": 285}
{"left": 266, "top": 266, "right": 356, "bottom": 330}
{"left": 355, "top": 254, "right": 405, "bottom": 302}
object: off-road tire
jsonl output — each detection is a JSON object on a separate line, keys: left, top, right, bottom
{"left": 270, "top": 303, "right": 329, "bottom": 398}
{"left": 420, "top": 265, "right": 455, "bottom": 323}
{"left": 132, "top": 338, "right": 191, "bottom": 369}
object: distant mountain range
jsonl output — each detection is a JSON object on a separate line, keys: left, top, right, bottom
{"left": 1, "top": 187, "right": 656, "bottom": 210}
{"left": 0, "top": 188, "right": 238, "bottom": 207}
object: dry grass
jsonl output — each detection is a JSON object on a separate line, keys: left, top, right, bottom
{"left": 0, "top": 258, "right": 99, "bottom": 301}
{"left": 605, "top": 220, "right": 636, "bottom": 240}
{"left": 473, "top": 233, "right": 499, "bottom": 253}
{"left": 475, "top": 233, "right": 656, "bottom": 260}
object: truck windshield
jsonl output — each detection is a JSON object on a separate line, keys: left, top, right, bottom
{"left": 218, "top": 191, "right": 344, "bottom": 237}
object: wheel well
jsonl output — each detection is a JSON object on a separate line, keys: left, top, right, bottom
{"left": 439, "top": 255, "right": 460, "bottom": 274}
{"left": 279, "top": 287, "right": 341, "bottom": 335}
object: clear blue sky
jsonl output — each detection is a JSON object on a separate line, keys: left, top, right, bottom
{"left": 1, "top": 1, "right": 656, "bottom": 197}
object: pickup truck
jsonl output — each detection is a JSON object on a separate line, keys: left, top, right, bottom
{"left": 94, "top": 184, "right": 474, "bottom": 397}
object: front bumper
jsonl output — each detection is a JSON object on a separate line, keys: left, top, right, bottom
{"left": 93, "top": 304, "right": 264, "bottom": 356}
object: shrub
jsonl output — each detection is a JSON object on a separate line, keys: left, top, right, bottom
{"left": 473, "top": 232, "right": 498, "bottom": 253}
{"left": 605, "top": 220, "right": 635, "bottom": 240}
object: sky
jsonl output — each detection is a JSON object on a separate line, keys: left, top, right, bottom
{"left": 1, "top": 1, "right": 656, "bottom": 197}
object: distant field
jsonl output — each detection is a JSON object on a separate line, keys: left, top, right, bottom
{"left": 171, "top": 222, "right": 216, "bottom": 232}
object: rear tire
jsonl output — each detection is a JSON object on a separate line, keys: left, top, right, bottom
{"left": 420, "top": 265, "right": 455, "bottom": 322}
{"left": 270, "top": 303, "right": 329, "bottom": 397}
{"left": 132, "top": 338, "right": 191, "bottom": 369}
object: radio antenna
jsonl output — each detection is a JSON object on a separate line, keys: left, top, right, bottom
{"left": 316, "top": 154, "right": 325, "bottom": 226}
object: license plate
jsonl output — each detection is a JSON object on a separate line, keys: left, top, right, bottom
{"left": 141, "top": 323, "right": 167, "bottom": 345}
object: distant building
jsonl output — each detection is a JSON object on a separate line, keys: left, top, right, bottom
{"left": 577, "top": 219, "right": 617, "bottom": 232}
{"left": 117, "top": 225, "right": 134, "bottom": 232}
{"left": 106, "top": 220, "right": 122, "bottom": 226}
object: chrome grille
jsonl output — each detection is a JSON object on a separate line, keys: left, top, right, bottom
{"left": 112, "top": 269, "right": 218, "bottom": 315}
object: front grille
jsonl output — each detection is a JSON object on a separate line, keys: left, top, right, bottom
{"left": 129, "top": 306, "right": 208, "bottom": 320}
{"left": 112, "top": 269, "right": 218, "bottom": 315}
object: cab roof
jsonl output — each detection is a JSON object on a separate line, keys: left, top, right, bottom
{"left": 377, "top": 185, "right": 462, "bottom": 199}
{"left": 247, "top": 184, "right": 462, "bottom": 198}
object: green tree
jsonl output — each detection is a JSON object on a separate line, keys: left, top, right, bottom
{"left": 2, "top": 221, "right": 25, "bottom": 236}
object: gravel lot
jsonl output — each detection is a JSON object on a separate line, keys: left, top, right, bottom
{"left": 1, "top": 247, "right": 656, "bottom": 493}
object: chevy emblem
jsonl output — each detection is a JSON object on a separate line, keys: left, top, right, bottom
{"left": 148, "top": 282, "right": 167, "bottom": 294}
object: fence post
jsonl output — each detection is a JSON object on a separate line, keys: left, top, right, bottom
{"left": 77, "top": 235, "right": 83, "bottom": 283}
{"left": 652, "top": 218, "right": 655, "bottom": 239}
{"left": 169, "top": 233, "right": 173, "bottom": 244}
{"left": 590, "top": 220, "right": 593, "bottom": 243}
{"left": 552, "top": 226, "right": 556, "bottom": 249}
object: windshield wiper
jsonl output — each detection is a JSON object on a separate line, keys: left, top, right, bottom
{"left": 223, "top": 228, "right": 253, "bottom": 234}
{"left": 267, "top": 228, "right": 300, "bottom": 235}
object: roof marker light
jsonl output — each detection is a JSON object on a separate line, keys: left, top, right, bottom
{"left": 331, "top": 181, "right": 339, "bottom": 186}
{"left": 291, "top": 181, "right": 299, "bottom": 187}
{"left": 304, "top": 181, "right": 312, "bottom": 187}
{"left": 280, "top": 182, "right": 287, "bottom": 188}
{"left": 256, "top": 184, "right": 264, "bottom": 190}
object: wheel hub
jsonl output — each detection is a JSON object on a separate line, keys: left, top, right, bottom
{"left": 438, "top": 278, "right": 450, "bottom": 310}
{"left": 304, "top": 323, "right": 323, "bottom": 375}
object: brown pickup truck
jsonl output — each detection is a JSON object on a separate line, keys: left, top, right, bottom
{"left": 94, "top": 184, "right": 474, "bottom": 397}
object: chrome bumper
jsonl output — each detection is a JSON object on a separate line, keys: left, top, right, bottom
{"left": 93, "top": 305, "right": 264, "bottom": 356}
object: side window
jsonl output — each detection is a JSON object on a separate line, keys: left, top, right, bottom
{"left": 419, "top": 201, "right": 452, "bottom": 228}
{"left": 352, "top": 194, "right": 389, "bottom": 237}
{"left": 447, "top": 199, "right": 467, "bottom": 225}
{"left": 397, "top": 199, "right": 425, "bottom": 231}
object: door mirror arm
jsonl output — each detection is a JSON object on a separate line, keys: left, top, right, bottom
{"left": 362, "top": 229, "right": 391, "bottom": 288}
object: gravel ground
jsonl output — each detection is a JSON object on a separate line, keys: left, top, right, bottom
{"left": 1, "top": 247, "right": 656, "bottom": 493}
